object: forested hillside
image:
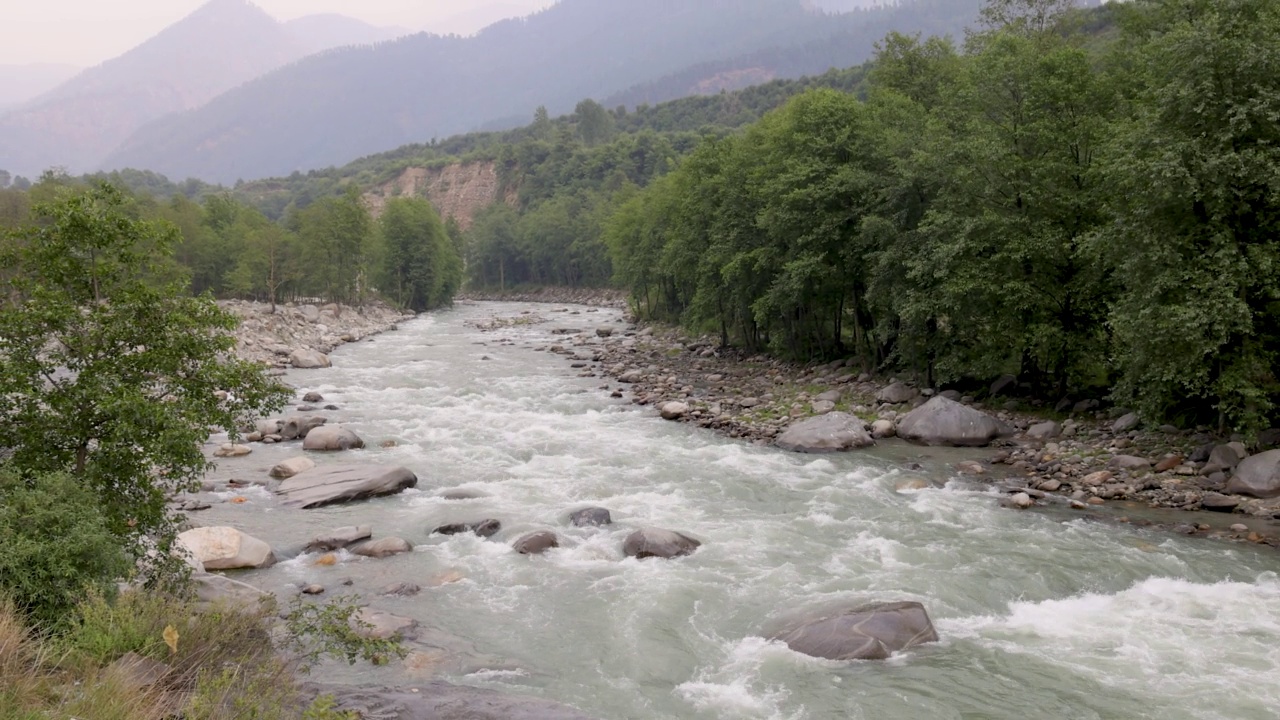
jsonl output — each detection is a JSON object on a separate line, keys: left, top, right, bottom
{"left": 101, "top": 0, "right": 985, "bottom": 183}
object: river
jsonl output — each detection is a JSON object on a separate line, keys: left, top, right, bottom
{"left": 199, "top": 301, "right": 1280, "bottom": 720}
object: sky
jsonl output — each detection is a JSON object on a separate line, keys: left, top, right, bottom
{"left": 0, "top": 0, "right": 551, "bottom": 66}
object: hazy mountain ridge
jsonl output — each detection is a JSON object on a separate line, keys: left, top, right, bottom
{"left": 103, "top": 0, "right": 983, "bottom": 184}
{"left": 0, "top": 63, "right": 81, "bottom": 111}
{"left": 0, "top": 0, "right": 412, "bottom": 177}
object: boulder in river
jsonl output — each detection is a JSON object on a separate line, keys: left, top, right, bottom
{"left": 177, "top": 527, "right": 276, "bottom": 570}
{"left": 659, "top": 401, "right": 689, "bottom": 420}
{"left": 350, "top": 537, "right": 413, "bottom": 559}
{"left": 1203, "top": 443, "right": 1248, "bottom": 475}
{"left": 303, "top": 391, "right": 325, "bottom": 403}
{"left": 270, "top": 456, "right": 316, "bottom": 479}
{"left": 281, "top": 415, "right": 327, "bottom": 441}
{"left": 766, "top": 600, "right": 939, "bottom": 661}
{"left": 304, "top": 525, "right": 372, "bottom": 553}
{"left": 276, "top": 464, "right": 418, "bottom": 509}
{"left": 622, "top": 527, "right": 701, "bottom": 559}
{"left": 213, "top": 443, "right": 252, "bottom": 458}
{"left": 568, "top": 507, "right": 613, "bottom": 527}
{"left": 303, "top": 425, "right": 365, "bottom": 451}
{"left": 513, "top": 531, "right": 560, "bottom": 555}
{"left": 896, "top": 396, "right": 1012, "bottom": 447}
{"left": 1225, "top": 449, "right": 1280, "bottom": 499}
{"left": 290, "top": 349, "right": 331, "bottom": 369}
{"left": 775, "top": 412, "right": 874, "bottom": 453}
{"left": 434, "top": 519, "right": 502, "bottom": 538}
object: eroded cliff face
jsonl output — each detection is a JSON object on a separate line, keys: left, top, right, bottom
{"left": 364, "top": 161, "right": 517, "bottom": 230}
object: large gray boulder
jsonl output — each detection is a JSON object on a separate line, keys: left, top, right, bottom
{"left": 270, "top": 456, "right": 316, "bottom": 479}
{"left": 622, "top": 528, "right": 701, "bottom": 559}
{"left": 568, "top": 507, "right": 612, "bottom": 527}
{"left": 350, "top": 537, "right": 413, "bottom": 559}
{"left": 176, "top": 527, "right": 276, "bottom": 570}
{"left": 303, "top": 425, "right": 365, "bottom": 451}
{"left": 299, "top": 682, "right": 598, "bottom": 720}
{"left": 290, "top": 348, "right": 331, "bottom": 369}
{"left": 766, "top": 600, "right": 938, "bottom": 661}
{"left": 775, "top": 412, "right": 874, "bottom": 453}
{"left": 281, "top": 415, "right": 327, "bottom": 441}
{"left": 1225, "top": 449, "right": 1280, "bottom": 498}
{"left": 1203, "top": 442, "right": 1248, "bottom": 475}
{"left": 276, "top": 464, "right": 418, "bottom": 509}
{"left": 896, "top": 396, "right": 1012, "bottom": 447}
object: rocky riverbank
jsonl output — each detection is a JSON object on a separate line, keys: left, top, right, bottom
{"left": 472, "top": 310, "right": 1280, "bottom": 548}
{"left": 222, "top": 300, "right": 416, "bottom": 369}
{"left": 457, "top": 287, "right": 628, "bottom": 309}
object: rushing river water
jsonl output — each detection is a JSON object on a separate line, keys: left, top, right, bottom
{"left": 200, "top": 302, "right": 1280, "bottom": 720}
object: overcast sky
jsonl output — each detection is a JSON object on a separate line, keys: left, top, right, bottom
{"left": 1, "top": 0, "right": 551, "bottom": 66}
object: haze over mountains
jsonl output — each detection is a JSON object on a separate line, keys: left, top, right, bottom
{"left": 0, "top": 0, "right": 985, "bottom": 184}
{"left": 0, "top": 63, "right": 81, "bottom": 112}
{"left": 0, "top": 0, "right": 408, "bottom": 178}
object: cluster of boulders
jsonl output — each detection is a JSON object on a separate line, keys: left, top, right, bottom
{"left": 222, "top": 299, "right": 414, "bottom": 369}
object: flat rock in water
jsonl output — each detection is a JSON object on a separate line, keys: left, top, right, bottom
{"left": 290, "top": 349, "right": 331, "bottom": 369}
{"left": 766, "top": 600, "right": 938, "bottom": 661}
{"left": 1226, "top": 449, "right": 1280, "bottom": 499}
{"left": 434, "top": 519, "right": 502, "bottom": 538}
{"left": 276, "top": 464, "right": 418, "bottom": 509}
{"left": 775, "top": 412, "right": 874, "bottom": 453}
{"left": 513, "top": 531, "right": 560, "bottom": 555}
{"left": 299, "top": 682, "right": 597, "bottom": 720}
{"left": 622, "top": 527, "right": 701, "bottom": 559}
{"left": 896, "top": 396, "right": 1011, "bottom": 447}
{"left": 304, "top": 525, "right": 372, "bottom": 553}
{"left": 270, "top": 456, "right": 316, "bottom": 479}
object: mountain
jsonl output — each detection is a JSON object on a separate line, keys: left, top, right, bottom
{"left": 428, "top": 2, "right": 551, "bottom": 36}
{"left": 0, "top": 0, "right": 411, "bottom": 178}
{"left": 0, "top": 63, "right": 81, "bottom": 112}
{"left": 284, "top": 14, "right": 409, "bottom": 54}
{"left": 103, "top": 0, "right": 985, "bottom": 184}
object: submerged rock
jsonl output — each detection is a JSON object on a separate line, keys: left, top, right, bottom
{"left": 766, "top": 600, "right": 938, "bottom": 661}
{"left": 896, "top": 396, "right": 1011, "bottom": 447}
{"left": 303, "top": 525, "right": 372, "bottom": 553}
{"left": 568, "top": 507, "right": 613, "bottom": 527}
{"left": 276, "top": 464, "right": 418, "bottom": 509}
{"left": 350, "top": 537, "right": 414, "bottom": 558}
{"left": 434, "top": 519, "right": 502, "bottom": 538}
{"left": 513, "top": 531, "right": 560, "bottom": 555}
{"left": 622, "top": 528, "right": 701, "bottom": 559}
{"left": 775, "top": 412, "right": 874, "bottom": 453}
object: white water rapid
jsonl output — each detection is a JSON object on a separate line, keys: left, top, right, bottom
{"left": 199, "top": 302, "right": 1280, "bottom": 720}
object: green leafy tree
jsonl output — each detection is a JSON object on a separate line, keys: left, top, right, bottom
{"left": 575, "top": 99, "right": 615, "bottom": 147}
{"left": 378, "top": 197, "right": 461, "bottom": 311}
{"left": 295, "top": 186, "right": 373, "bottom": 303}
{"left": 0, "top": 184, "right": 291, "bottom": 580}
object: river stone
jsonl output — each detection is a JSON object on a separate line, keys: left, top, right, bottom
{"left": 302, "top": 391, "right": 325, "bottom": 403}
{"left": 896, "top": 396, "right": 1012, "bottom": 447}
{"left": 870, "top": 419, "right": 896, "bottom": 439}
{"left": 434, "top": 519, "right": 502, "bottom": 538}
{"left": 1008, "top": 492, "right": 1034, "bottom": 509}
{"left": 1109, "top": 455, "right": 1151, "bottom": 471}
{"left": 816, "top": 390, "right": 842, "bottom": 404}
{"left": 1112, "top": 412, "right": 1140, "bottom": 433}
{"left": 1026, "top": 421, "right": 1061, "bottom": 441}
{"left": 381, "top": 582, "right": 422, "bottom": 597}
{"left": 1201, "top": 494, "right": 1240, "bottom": 512}
{"left": 303, "top": 425, "right": 365, "bottom": 451}
{"left": 1203, "top": 443, "right": 1248, "bottom": 475}
{"left": 177, "top": 527, "right": 276, "bottom": 570}
{"left": 775, "top": 412, "right": 874, "bottom": 453}
{"left": 350, "top": 537, "right": 413, "bottom": 558}
{"left": 276, "top": 464, "right": 418, "bottom": 509}
{"left": 213, "top": 443, "right": 252, "bottom": 458}
{"left": 304, "top": 525, "right": 372, "bottom": 553}
{"left": 299, "top": 682, "right": 597, "bottom": 720}
{"left": 622, "top": 528, "right": 701, "bottom": 559}
{"left": 269, "top": 456, "right": 316, "bottom": 479}
{"left": 513, "top": 531, "right": 560, "bottom": 555}
{"left": 766, "top": 600, "right": 938, "bottom": 661}
{"left": 876, "top": 382, "right": 918, "bottom": 405}
{"left": 659, "top": 401, "right": 689, "bottom": 420}
{"left": 290, "top": 349, "right": 331, "bottom": 369}
{"left": 1225, "top": 449, "right": 1280, "bottom": 498}
{"left": 569, "top": 507, "right": 612, "bottom": 527}
{"left": 281, "top": 415, "right": 327, "bottom": 440}
{"left": 254, "top": 418, "right": 282, "bottom": 436}
{"left": 810, "top": 400, "right": 836, "bottom": 415}
{"left": 351, "top": 608, "right": 417, "bottom": 641}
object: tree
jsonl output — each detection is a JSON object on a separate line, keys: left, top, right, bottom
{"left": 226, "top": 212, "right": 298, "bottom": 311}
{"left": 575, "top": 99, "right": 615, "bottom": 147}
{"left": 378, "top": 197, "right": 461, "bottom": 312}
{"left": 0, "top": 170, "right": 10, "bottom": 189}
{"left": 294, "top": 186, "right": 372, "bottom": 303}
{"left": 0, "top": 184, "right": 290, "bottom": 580}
